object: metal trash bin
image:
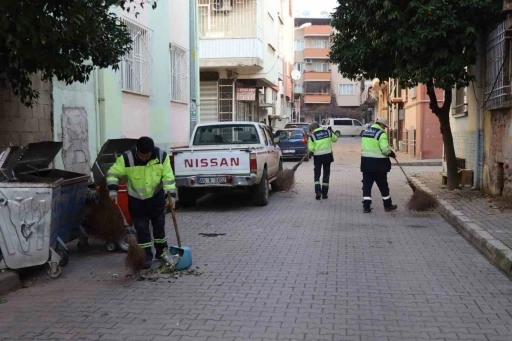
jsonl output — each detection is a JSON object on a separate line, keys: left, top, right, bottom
{"left": 13, "top": 142, "right": 90, "bottom": 266}
{"left": 0, "top": 146, "right": 63, "bottom": 278}
{"left": 90, "top": 138, "right": 137, "bottom": 252}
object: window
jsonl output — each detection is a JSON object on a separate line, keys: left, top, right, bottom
{"left": 120, "top": 18, "right": 152, "bottom": 95}
{"left": 294, "top": 84, "right": 303, "bottom": 93}
{"left": 272, "top": 89, "right": 278, "bottom": 101}
{"left": 453, "top": 86, "right": 468, "bottom": 117}
{"left": 354, "top": 120, "right": 363, "bottom": 126}
{"left": 334, "top": 119, "right": 352, "bottom": 126}
{"left": 409, "top": 87, "right": 416, "bottom": 99}
{"left": 312, "top": 63, "right": 329, "bottom": 72}
{"left": 193, "top": 125, "right": 259, "bottom": 145}
{"left": 311, "top": 40, "right": 328, "bottom": 48}
{"left": 294, "top": 62, "right": 305, "bottom": 72}
{"left": 338, "top": 84, "right": 356, "bottom": 95}
{"left": 267, "top": 14, "right": 277, "bottom": 50}
{"left": 294, "top": 39, "right": 305, "bottom": 51}
{"left": 170, "top": 44, "right": 189, "bottom": 103}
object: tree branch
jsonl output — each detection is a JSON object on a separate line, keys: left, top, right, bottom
{"left": 442, "top": 87, "right": 452, "bottom": 112}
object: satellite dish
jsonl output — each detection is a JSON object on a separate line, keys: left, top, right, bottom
{"left": 291, "top": 70, "right": 301, "bottom": 81}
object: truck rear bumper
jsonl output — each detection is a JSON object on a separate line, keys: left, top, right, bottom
{"left": 176, "top": 175, "right": 257, "bottom": 187}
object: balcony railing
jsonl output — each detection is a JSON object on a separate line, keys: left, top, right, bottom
{"left": 304, "top": 25, "right": 331, "bottom": 37}
{"left": 304, "top": 94, "right": 331, "bottom": 103}
{"left": 199, "top": 37, "right": 264, "bottom": 67}
{"left": 303, "top": 48, "right": 330, "bottom": 59}
{"left": 303, "top": 71, "right": 330, "bottom": 81}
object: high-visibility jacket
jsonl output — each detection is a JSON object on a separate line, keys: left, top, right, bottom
{"left": 360, "top": 124, "right": 392, "bottom": 173}
{"left": 106, "top": 147, "right": 176, "bottom": 200}
{"left": 308, "top": 127, "right": 338, "bottom": 156}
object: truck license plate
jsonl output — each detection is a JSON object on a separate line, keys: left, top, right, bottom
{"left": 283, "top": 150, "right": 295, "bottom": 154}
{"left": 197, "top": 177, "right": 227, "bottom": 185}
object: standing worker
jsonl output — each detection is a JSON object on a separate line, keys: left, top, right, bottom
{"left": 360, "top": 118, "right": 398, "bottom": 213}
{"left": 308, "top": 122, "right": 338, "bottom": 200}
{"left": 106, "top": 137, "right": 177, "bottom": 269}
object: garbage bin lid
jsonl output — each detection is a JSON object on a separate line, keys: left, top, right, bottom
{"left": 92, "top": 138, "right": 137, "bottom": 184}
{"left": 13, "top": 141, "right": 63, "bottom": 174}
{"left": 0, "top": 146, "right": 23, "bottom": 181}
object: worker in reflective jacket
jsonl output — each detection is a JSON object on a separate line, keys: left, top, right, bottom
{"left": 106, "top": 137, "right": 177, "bottom": 269}
{"left": 360, "top": 118, "right": 398, "bottom": 213}
{"left": 308, "top": 122, "right": 338, "bottom": 200}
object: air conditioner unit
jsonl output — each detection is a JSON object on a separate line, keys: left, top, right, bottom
{"left": 213, "top": 0, "right": 233, "bottom": 12}
{"left": 305, "top": 59, "right": 313, "bottom": 64}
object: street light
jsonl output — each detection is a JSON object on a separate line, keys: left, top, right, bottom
{"left": 294, "top": 22, "right": 312, "bottom": 30}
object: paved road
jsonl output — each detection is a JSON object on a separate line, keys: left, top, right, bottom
{"left": 1, "top": 138, "right": 511, "bottom": 341}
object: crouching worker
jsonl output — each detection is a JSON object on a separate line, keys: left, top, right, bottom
{"left": 107, "top": 137, "right": 177, "bottom": 269}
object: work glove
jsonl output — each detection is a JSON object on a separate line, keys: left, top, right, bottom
{"left": 109, "top": 191, "right": 118, "bottom": 201}
{"left": 389, "top": 151, "right": 397, "bottom": 159}
{"left": 167, "top": 192, "right": 177, "bottom": 207}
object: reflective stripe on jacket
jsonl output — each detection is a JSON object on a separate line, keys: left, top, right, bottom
{"left": 308, "top": 127, "right": 338, "bottom": 156}
{"left": 106, "top": 147, "right": 176, "bottom": 200}
{"left": 360, "top": 124, "right": 392, "bottom": 173}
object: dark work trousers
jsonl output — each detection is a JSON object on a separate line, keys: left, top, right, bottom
{"left": 362, "top": 172, "right": 393, "bottom": 209}
{"left": 314, "top": 155, "right": 332, "bottom": 196}
{"left": 129, "top": 190, "right": 168, "bottom": 260}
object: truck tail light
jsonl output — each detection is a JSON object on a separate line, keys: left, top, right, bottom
{"left": 250, "top": 153, "right": 257, "bottom": 174}
{"left": 169, "top": 153, "right": 175, "bottom": 170}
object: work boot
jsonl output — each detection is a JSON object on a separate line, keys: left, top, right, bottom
{"left": 363, "top": 207, "right": 371, "bottom": 213}
{"left": 315, "top": 192, "right": 321, "bottom": 200}
{"left": 322, "top": 194, "right": 328, "bottom": 199}
{"left": 142, "top": 259, "right": 152, "bottom": 270}
{"left": 385, "top": 205, "right": 398, "bottom": 212}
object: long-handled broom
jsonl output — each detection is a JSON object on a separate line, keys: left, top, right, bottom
{"left": 393, "top": 158, "right": 439, "bottom": 211}
{"left": 273, "top": 153, "right": 310, "bottom": 192}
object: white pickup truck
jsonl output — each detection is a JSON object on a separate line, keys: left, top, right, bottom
{"left": 170, "top": 122, "right": 283, "bottom": 207}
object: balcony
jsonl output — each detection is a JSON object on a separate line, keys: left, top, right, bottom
{"left": 303, "top": 48, "right": 330, "bottom": 59}
{"left": 304, "top": 25, "right": 331, "bottom": 37}
{"left": 303, "top": 71, "right": 330, "bottom": 81}
{"left": 304, "top": 94, "right": 331, "bottom": 104}
{"left": 199, "top": 38, "right": 264, "bottom": 69}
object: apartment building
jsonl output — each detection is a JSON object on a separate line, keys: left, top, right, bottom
{"left": 197, "top": 0, "right": 295, "bottom": 127}
{"left": 293, "top": 18, "right": 363, "bottom": 123}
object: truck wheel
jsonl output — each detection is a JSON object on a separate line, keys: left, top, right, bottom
{"left": 253, "top": 169, "right": 269, "bottom": 206}
{"left": 178, "top": 188, "right": 198, "bottom": 207}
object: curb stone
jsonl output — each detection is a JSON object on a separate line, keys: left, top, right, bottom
{"left": 410, "top": 176, "right": 512, "bottom": 277}
{"left": 0, "top": 271, "right": 20, "bottom": 297}
{"left": 391, "top": 161, "right": 442, "bottom": 167}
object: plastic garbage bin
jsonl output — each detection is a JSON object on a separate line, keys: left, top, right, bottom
{"left": 0, "top": 147, "right": 63, "bottom": 278}
{"left": 90, "top": 138, "right": 137, "bottom": 252}
{"left": 12, "top": 142, "right": 90, "bottom": 266}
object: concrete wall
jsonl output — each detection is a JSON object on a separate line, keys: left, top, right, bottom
{"left": 0, "top": 75, "right": 53, "bottom": 149}
{"left": 482, "top": 109, "right": 512, "bottom": 198}
{"left": 52, "top": 76, "right": 97, "bottom": 173}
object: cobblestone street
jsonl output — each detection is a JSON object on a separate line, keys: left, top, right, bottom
{"left": 1, "top": 138, "right": 511, "bottom": 341}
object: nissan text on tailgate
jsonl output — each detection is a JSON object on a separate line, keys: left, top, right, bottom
{"left": 170, "top": 122, "right": 283, "bottom": 207}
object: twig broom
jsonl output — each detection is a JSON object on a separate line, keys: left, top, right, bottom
{"left": 394, "top": 158, "right": 439, "bottom": 212}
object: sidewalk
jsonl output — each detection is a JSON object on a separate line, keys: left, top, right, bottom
{"left": 411, "top": 169, "right": 512, "bottom": 276}
{"left": 393, "top": 151, "right": 442, "bottom": 167}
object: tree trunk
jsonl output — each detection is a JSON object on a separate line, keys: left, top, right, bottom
{"left": 426, "top": 81, "right": 458, "bottom": 190}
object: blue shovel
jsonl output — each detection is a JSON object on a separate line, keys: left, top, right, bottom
{"left": 166, "top": 192, "right": 192, "bottom": 270}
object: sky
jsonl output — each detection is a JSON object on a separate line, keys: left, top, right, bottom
{"left": 293, "top": 0, "right": 338, "bottom": 18}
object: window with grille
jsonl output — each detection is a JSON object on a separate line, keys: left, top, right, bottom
{"left": 120, "top": 18, "right": 152, "bottom": 95}
{"left": 485, "top": 21, "right": 510, "bottom": 110}
{"left": 338, "top": 84, "right": 355, "bottom": 95}
{"left": 170, "top": 44, "right": 189, "bottom": 103}
{"left": 453, "top": 86, "right": 468, "bottom": 117}
{"left": 294, "top": 62, "right": 305, "bottom": 72}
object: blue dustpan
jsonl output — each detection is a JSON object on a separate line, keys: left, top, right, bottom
{"left": 168, "top": 193, "right": 192, "bottom": 270}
